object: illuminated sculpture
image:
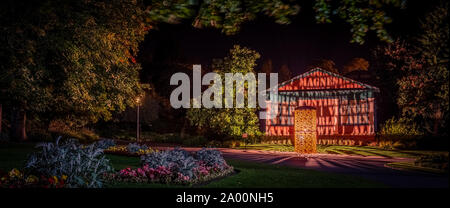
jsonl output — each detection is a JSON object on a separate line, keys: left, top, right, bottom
{"left": 263, "top": 67, "right": 380, "bottom": 144}
{"left": 294, "top": 107, "right": 317, "bottom": 153}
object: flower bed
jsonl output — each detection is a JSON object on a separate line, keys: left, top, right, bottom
{"left": 24, "top": 137, "right": 113, "bottom": 188}
{"left": 0, "top": 168, "right": 66, "bottom": 188}
{"left": 104, "top": 143, "right": 155, "bottom": 156}
{"left": 105, "top": 148, "right": 234, "bottom": 185}
{"left": 2, "top": 138, "right": 233, "bottom": 188}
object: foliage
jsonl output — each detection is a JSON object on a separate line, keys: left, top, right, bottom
{"left": 397, "top": 1, "right": 449, "bottom": 135}
{"left": 190, "top": 0, "right": 299, "bottom": 35}
{"left": 0, "top": 0, "right": 149, "bottom": 127}
{"left": 49, "top": 127, "right": 100, "bottom": 142}
{"left": 182, "top": 135, "right": 208, "bottom": 147}
{"left": 94, "top": 139, "right": 116, "bottom": 150}
{"left": 27, "top": 129, "right": 53, "bottom": 142}
{"left": 195, "top": 148, "right": 227, "bottom": 170}
{"left": 0, "top": 168, "right": 67, "bottom": 188}
{"left": 107, "top": 148, "right": 233, "bottom": 185}
{"left": 278, "top": 64, "right": 292, "bottom": 83}
{"left": 379, "top": 117, "right": 423, "bottom": 149}
{"left": 259, "top": 59, "right": 273, "bottom": 74}
{"left": 140, "top": 148, "right": 196, "bottom": 178}
{"left": 186, "top": 45, "right": 262, "bottom": 137}
{"left": 415, "top": 154, "right": 449, "bottom": 172}
{"left": 342, "top": 58, "right": 370, "bottom": 74}
{"left": 188, "top": 0, "right": 399, "bottom": 44}
{"left": 313, "top": 0, "right": 405, "bottom": 44}
{"left": 381, "top": 117, "right": 424, "bottom": 137}
{"left": 374, "top": 2, "right": 449, "bottom": 135}
{"left": 308, "top": 59, "right": 339, "bottom": 74}
{"left": 25, "top": 137, "right": 113, "bottom": 188}
{"left": 105, "top": 144, "right": 154, "bottom": 156}
{"left": 127, "top": 143, "right": 149, "bottom": 154}
{"left": 0, "top": 0, "right": 299, "bottom": 126}
{"left": 105, "top": 160, "right": 233, "bottom": 185}
{"left": 0, "top": 0, "right": 404, "bottom": 141}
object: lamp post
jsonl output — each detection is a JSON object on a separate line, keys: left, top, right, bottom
{"left": 136, "top": 97, "right": 140, "bottom": 143}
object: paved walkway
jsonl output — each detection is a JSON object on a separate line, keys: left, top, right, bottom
{"left": 158, "top": 147, "right": 449, "bottom": 188}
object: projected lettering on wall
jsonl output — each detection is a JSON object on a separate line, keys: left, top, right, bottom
{"left": 264, "top": 68, "right": 379, "bottom": 139}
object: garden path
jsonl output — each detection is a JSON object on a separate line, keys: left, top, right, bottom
{"left": 156, "top": 147, "right": 449, "bottom": 188}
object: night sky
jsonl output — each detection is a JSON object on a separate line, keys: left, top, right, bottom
{"left": 139, "top": 1, "right": 425, "bottom": 76}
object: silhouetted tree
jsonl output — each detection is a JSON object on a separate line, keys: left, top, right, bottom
{"left": 279, "top": 64, "right": 293, "bottom": 83}
{"left": 260, "top": 59, "right": 273, "bottom": 75}
{"left": 374, "top": 1, "right": 449, "bottom": 136}
{"left": 308, "top": 59, "right": 339, "bottom": 74}
{"left": 342, "top": 58, "right": 370, "bottom": 75}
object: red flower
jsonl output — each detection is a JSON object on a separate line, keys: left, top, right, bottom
{"left": 48, "top": 177, "right": 55, "bottom": 184}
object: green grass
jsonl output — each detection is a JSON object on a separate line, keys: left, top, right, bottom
{"left": 106, "top": 156, "right": 385, "bottom": 188}
{"left": 203, "top": 159, "right": 385, "bottom": 188}
{"left": 0, "top": 142, "right": 385, "bottom": 188}
{"left": 385, "top": 162, "right": 447, "bottom": 175}
{"left": 235, "top": 143, "right": 447, "bottom": 159}
{"left": 237, "top": 144, "right": 295, "bottom": 152}
{"left": 0, "top": 143, "right": 36, "bottom": 171}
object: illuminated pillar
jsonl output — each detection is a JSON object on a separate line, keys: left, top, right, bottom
{"left": 294, "top": 106, "right": 317, "bottom": 154}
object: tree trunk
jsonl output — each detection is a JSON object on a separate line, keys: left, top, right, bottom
{"left": 0, "top": 103, "right": 2, "bottom": 133}
{"left": 11, "top": 108, "right": 27, "bottom": 141}
{"left": 180, "top": 119, "right": 187, "bottom": 139}
{"left": 433, "top": 118, "right": 440, "bottom": 136}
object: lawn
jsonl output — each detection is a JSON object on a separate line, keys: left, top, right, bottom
{"left": 107, "top": 157, "right": 385, "bottom": 188}
{"left": 235, "top": 143, "right": 448, "bottom": 159}
{"left": 0, "top": 142, "right": 385, "bottom": 188}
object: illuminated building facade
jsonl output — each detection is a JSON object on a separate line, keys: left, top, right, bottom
{"left": 263, "top": 68, "right": 379, "bottom": 143}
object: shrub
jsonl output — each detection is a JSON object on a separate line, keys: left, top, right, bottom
{"left": 381, "top": 117, "right": 424, "bottom": 138}
{"left": 25, "top": 137, "right": 113, "bottom": 188}
{"left": 49, "top": 127, "right": 99, "bottom": 142}
{"left": 108, "top": 148, "right": 233, "bottom": 185}
{"left": 105, "top": 144, "right": 154, "bottom": 155}
{"left": 260, "top": 135, "right": 291, "bottom": 144}
{"left": 415, "top": 154, "right": 449, "bottom": 171}
{"left": 94, "top": 139, "right": 116, "bottom": 150}
{"left": 79, "top": 128, "right": 100, "bottom": 141}
{"left": 378, "top": 117, "right": 425, "bottom": 149}
{"left": 182, "top": 136, "right": 207, "bottom": 147}
{"left": 127, "top": 143, "right": 149, "bottom": 154}
{"left": 195, "top": 148, "right": 227, "bottom": 170}
{"left": 140, "top": 148, "right": 197, "bottom": 178}
{"left": 224, "top": 140, "right": 241, "bottom": 148}
{"left": 206, "top": 140, "right": 222, "bottom": 148}
{"left": 28, "top": 130, "right": 53, "bottom": 142}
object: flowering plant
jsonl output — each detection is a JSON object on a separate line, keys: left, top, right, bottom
{"left": 25, "top": 137, "right": 112, "bottom": 188}
{"left": 0, "top": 168, "right": 67, "bottom": 188}
{"left": 106, "top": 148, "right": 233, "bottom": 185}
{"left": 104, "top": 143, "right": 154, "bottom": 156}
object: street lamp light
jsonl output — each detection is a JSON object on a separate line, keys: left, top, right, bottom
{"left": 136, "top": 97, "right": 141, "bottom": 143}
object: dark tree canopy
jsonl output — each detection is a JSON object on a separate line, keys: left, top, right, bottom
{"left": 342, "top": 58, "right": 370, "bottom": 75}
{"left": 278, "top": 64, "right": 293, "bottom": 83}
{"left": 0, "top": 0, "right": 411, "bottom": 140}
{"left": 308, "top": 59, "right": 339, "bottom": 74}
{"left": 373, "top": 1, "right": 449, "bottom": 135}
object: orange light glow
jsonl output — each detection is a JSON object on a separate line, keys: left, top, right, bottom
{"left": 294, "top": 107, "right": 317, "bottom": 154}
